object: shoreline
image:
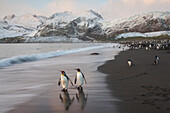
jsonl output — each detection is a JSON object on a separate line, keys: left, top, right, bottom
{"left": 98, "top": 48, "right": 170, "bottom": 113}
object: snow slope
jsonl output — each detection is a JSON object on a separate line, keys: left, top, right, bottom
{"left": 4, "top": 14, "right": 46, "bottom": 30}
{"left": 0, "top": 21, "right": 30, "bottom": 39}
{"left": 115, "top": 31, "right": 170, "bottom": 39}
{"left": 102, "top": 11, "right": 170, "bottom": 37}
{"left": 0, "top": 14, "right": 47, "bottom": 38}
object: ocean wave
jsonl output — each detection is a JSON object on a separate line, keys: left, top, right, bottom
{"left": 0, "top": 45, "right": 104, "bottom": 68}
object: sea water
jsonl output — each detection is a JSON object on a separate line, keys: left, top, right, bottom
{"left": 0, "top": 43, "right": 106, "bottom": 68}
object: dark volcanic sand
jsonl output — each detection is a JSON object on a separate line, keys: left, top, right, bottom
{"left": 98, "top": 48, "right": 170, "bottom": 113}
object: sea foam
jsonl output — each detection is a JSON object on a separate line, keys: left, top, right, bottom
{"left": 0, "top": 45, "right": 104, "bottom": 68}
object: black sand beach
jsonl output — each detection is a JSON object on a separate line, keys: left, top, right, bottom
{"left": 98, "top": 48, "right": 170, "bottom": 113}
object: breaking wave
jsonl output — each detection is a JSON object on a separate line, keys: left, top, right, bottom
{"left": 0, "top": 45, "right": 104, "bottom": 68}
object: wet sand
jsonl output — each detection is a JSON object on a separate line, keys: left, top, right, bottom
{"left": 3, "top": 45, "right": 122, "bottom": 113}
{"left": 98, "top": 48, "right": 170, "bottom": 113}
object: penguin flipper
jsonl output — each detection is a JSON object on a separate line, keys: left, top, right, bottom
{"left": 82, "top": 72, "right": 87, "bottom": 84}
{"left": 65, "top": 74, "right": 74, "bottom": 86}
{"left": 58, "top": 78, "right": 61, "bottom": 86}
{"left": 74, "top": 76, "right": 77, "bottom": 84}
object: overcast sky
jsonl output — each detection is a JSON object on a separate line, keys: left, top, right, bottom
{"left": 0, "top": 0, "right": 170, "bottom": 20}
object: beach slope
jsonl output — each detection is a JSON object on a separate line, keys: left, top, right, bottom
{"left": 98, "top": 48, "right": 170, "bottom": 113}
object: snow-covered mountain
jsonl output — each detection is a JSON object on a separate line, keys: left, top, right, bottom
{"left": 102, "top": 11, "right": 170, "bottom": 38}
{"left": 34, "top": 10, "right": 104, "bottom": 40}
{"left": 0, "top": 10, "right": 170, "bottom": 42}
{"left": 0, "top": 20, "right": 31, "bottom": 39}
{"left": 4, "top": 14, "right": 47, "bottom": 29}
{"left": 0, "top": 14, "right": 47, "bottom": 39}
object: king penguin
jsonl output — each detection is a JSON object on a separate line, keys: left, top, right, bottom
{"left": 154, "top": 55, "right": 159, "bottom": 64}
{"left": 75, "top": 68, "right": 87, "bottom": 91}
{"left": 58, "top": 71, "right": 73, "bottom": 92}
{"left": 127, "top": 59, "right": 132, "bottom": 66}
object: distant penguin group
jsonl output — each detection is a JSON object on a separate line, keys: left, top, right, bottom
{"left": 127, "top": 55, "right": 160, "bottom": 67}
{"left": 58, "top": 68, "right": 87, "bottom": 92}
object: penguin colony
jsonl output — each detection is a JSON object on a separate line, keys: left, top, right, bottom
{"left": 58, "top": 68, "right": 87, "bottom": 92}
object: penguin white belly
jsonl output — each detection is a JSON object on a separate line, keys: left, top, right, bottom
{"left": 77, "top": 73, "right": 83, "bottom": 86}
{"left": 128, "top": 61, "right": 132, "bottom": 66}
{"left": 61, "top": 76, "right": 68, "bottom": 89}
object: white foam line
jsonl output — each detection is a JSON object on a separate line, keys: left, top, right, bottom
{"left": 0, "top": 45, "right": 104, "bottom": 68}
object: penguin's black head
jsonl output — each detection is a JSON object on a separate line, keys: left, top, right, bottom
{"left": 76, "top": 68, "right": 80, "bottom": 72}
{"left": 60, "top": 71, "right": 65, "bottom": 74}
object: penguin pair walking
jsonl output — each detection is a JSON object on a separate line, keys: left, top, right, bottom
{"left": 58, "top": 68, "right": 87, "bottom": 92}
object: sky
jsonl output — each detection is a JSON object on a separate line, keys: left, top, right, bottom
{"left": 0, "top": 0, "right": 170, "bottom": 20}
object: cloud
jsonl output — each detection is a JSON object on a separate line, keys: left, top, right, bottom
{"left": 123, "top": 0, "right": 156, "bottom": 4}
{"left": 123, "top": 0, "right": 170, "bottom": 5}
{"left": 46, "top": 0, "right": 78, "bottom": 13}
{"left": 0, "top": 0, "right": 40, "bottom": 18}
{"left": 41, "top": 0, "right": 101, "bottom": 17}
{"left": 99, "top": 0, "right": 170, "bottom": 20}
{"left": 143, "top": 0, "right": 155, "bottom": 5}
{"left": 0, "top": 0, "right": 169, "bottom": 20}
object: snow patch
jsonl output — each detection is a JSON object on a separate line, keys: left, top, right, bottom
{"left": 4, "top": 13, "right": 46, "bottom": 30}
{"left": 115, "top": 31, "right": 170, "bottom": 39}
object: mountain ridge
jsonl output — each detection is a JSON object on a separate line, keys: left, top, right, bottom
{"left": 0, "top": 10, "right": 170, "bottom": 42}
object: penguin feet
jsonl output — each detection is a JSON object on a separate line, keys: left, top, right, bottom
{"left": 62, "top": 89, "right": 68, "bottom": 92}
{"left": 77, "top": 86, "right": 83, "bottom": 92}
{"left": 77, "top": 87, "right": 80, "bottom": 91}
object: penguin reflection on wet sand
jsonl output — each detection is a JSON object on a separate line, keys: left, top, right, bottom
{"left": 59, "top": 92, "right": 74, "bottom": 110}
{"left": 58, "top": 71, "right": 74, "bottom": 92}
{"left": 76, "top": 91, "right": 88, "bottom": 109}
{"left": 75, "top": 68, "right": 87, "bottom": 91}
